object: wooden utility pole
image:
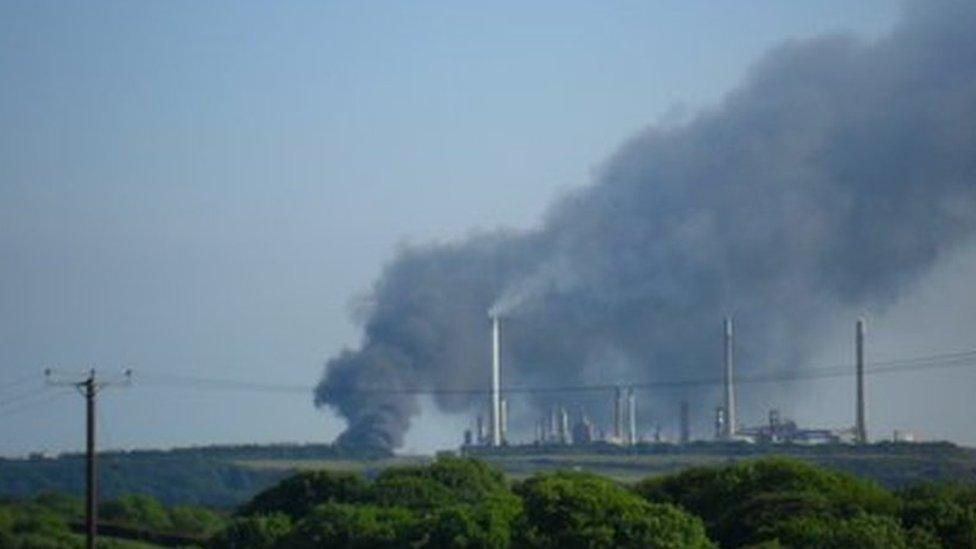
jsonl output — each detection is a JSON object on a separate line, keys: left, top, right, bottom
{"left": 84, "top": 372, "right": 97, "bottom": 549}
{"left": 47, "top": 368, "right": 131, "bottom": 549}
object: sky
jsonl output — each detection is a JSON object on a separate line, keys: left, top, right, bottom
{"left": 0, "top": 1, "right": 946, "bottom": 455}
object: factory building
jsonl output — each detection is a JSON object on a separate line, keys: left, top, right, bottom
{"left": 462, "top": 316, "right": 885, "bottom": 450}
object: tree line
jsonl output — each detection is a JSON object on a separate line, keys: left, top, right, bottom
{"left": 4, "top": 455, "right": 976, "bottom": 547}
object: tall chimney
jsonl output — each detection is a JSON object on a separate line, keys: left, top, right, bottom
{"left": 627, "top": 387, "right": 637, "bottom": 445}
{"left": 855, "top": 318, "right": 867, "bottom": 444}
{"left": 723, "top": 317, "right": 736, "bottom": 439}
{"left": 613, "top": 386, "right": 623, "bottom": 440}
{"left": 500, "top": 396, "right": 508, "bottom": 445}
{"left": 558, "top": 406, "right": 570, "bottom": 444}
{"left": 490, "top": 315, "right": 502, "bottom": 447}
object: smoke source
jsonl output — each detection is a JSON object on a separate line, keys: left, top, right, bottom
{"left": 315, "top": 2, "right": 976, "bottom": 450}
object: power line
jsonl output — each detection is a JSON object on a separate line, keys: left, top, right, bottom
{"left": 132, "top": 347, "right": 976, "bottom": 397}
{"left": 0, "top": 386, "right": 52, "bottom": 410}
{"left": 0, "top": 389, "right": 74, "bottom": 419}
{"left": 47, "top": 369, "right": 132, "bottom": 549}
{"left": 0, "top": 372, "right": 41, "bottom": 395}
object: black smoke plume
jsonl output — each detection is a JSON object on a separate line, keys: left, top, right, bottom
{"left": 315, "top": 2, "right": 976, "bottom": 450}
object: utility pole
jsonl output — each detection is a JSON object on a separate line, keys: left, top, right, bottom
{"left": 47, "top": 368, "right": 131, "bottom": 549}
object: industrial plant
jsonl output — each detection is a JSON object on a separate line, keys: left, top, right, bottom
{"left": 463, "top": 316, "right": 884, "bottom": 450}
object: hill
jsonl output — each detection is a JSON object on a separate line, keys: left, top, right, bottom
{"left": 3, "top": 441, "right": 975, "bottom": 508}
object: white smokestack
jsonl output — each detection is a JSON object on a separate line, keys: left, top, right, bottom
{"left": 723, "top": 317, "right": 736, "bottom": 439}
{"left": 627, "top": 387, "right": 637, "bottom": 445}
{"left": 500, "top": 396, "right": 508, "bottom": 445}
{"left": 490, "top": 314, "right": 502, "bottom": 447}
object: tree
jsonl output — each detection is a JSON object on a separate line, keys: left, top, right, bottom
{"left": 371, "top": 457, "right": 510, "bottom": 508}
{"left": 634, "top": 457, "right": 898, "bottom": 545}
{"left": 899, "top": 483, "right": 976, "bottom": 548}
{"left": 238, "top": 470, "right": 368, "bottom": 520}
{"left": 514, "top": 471, "right": 713, "bottom": 548}
{"left": 423, "top": 491, "right": 523, "bottom": 549}
{"left": 371, "top": 473, "right": 457, "bottom": 510}
{"left": 370, "top": 457, "right": 522, "bottom": 547}
{"left": 762, "top": 514, "right": 912, "bottom": 549}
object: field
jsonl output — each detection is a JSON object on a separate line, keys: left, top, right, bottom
{"left": 231, "top": 441, "right": 976, "bottom": 488}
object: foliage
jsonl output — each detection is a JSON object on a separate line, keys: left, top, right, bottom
{"left": 514, "top": 471, "right": 712, "bottom": 548}
{"left": 371, "top": 457, "right": 522, "bottom": 547}
{"left": 11, "top": 455, "right": 976, "bottom": 547}
{"left": 371, "top": 457, "right": 509, "bottom": 507}
{"left": 238, "top": 469, "right": 368, "bottom": 520}
{"left": 277, "top": 502, "right": 419, "bottom": 548}
{"left": 32, "top": 492, "right": 83, "bottom": 520}
{"left": 100, "top": 494, "right": 172, "bottom": 531}
{"left": 898, "top": 483, "right": 976, "bottom": 548}
{"left": 167, "top": 504, "right": 225, "bottom": 537}
{"left": 634, "top": 457, "right": 897, "bottom": 546}
{"left": 761, "top": 513, "right": 912, "bottom": 548}
{"left": 0, "top": 455, "right": 288, "bottom": 508}
{"left": 422, "top": 490, "right": 523, "bottom": 548}
{"left": 0, "top": 500, "right": 78, "bottom": 548}
{"left": 208, "top": 512, "right": 292, "bottom": 549}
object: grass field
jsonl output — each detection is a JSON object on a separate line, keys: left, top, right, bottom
{"left": 233, "top": 441, "right": 976, "bottom": 487}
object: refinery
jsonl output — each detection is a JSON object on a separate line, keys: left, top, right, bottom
{"left": 462, "top": 316, "right": 906, "bottom": 450}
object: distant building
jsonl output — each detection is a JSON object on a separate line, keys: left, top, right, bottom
{"left": 893, "top": 430, "right": 917, "bottom": 443}
{"left": 572, "top": 413, "right": 595, "bottom": 444}
{"left": 737, "top": 409, "right": 846, "bottom": 445}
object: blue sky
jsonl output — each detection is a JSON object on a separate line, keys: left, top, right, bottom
{"left": 0, "top": 1, "right": 908, "bottom": 454}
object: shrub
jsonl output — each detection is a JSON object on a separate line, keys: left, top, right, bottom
{"left": 208, "top": 512, "right": 291, "bottom": 549}
{"left": 237, "top": 470, "right": 368, "bottom": 520}
{"left": 635, "top": 457, "right": 898, "bottom": 546}
{"left": 99, "top": 493, "right": 172, "bottom": 531}
{"left": 278, "top": 502, "right": 419, "bottom": 548}
{"left": 898, "top": 483, "right": 976, "bottom": 548}
{"left": 515, "top": 471, "right": 713, "bottom": 548}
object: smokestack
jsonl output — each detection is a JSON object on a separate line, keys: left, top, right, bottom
{"left": 679, "top": 400, "right": 690, "bottom": 444}
{"left": 490, "top": 315, "right": 501, "bottom": 447}
{"left": 476, "top": 414, "right": 485, "bottom": 445}
{"left": 627, "top": 387, "right": 637, "bottom": 445}
{"left": 613, "top": 386, "right": 623, "bottom": 440}
{"left": 855, "top": 318, "right": 867, "bottom": 444}
{"left": 558, "top": 406, "right": 570, "bottom": 444}
{"left": 723, "top": 317, "right": 736, "bottom": 439}
{"left": 500, "top": 396, "right": 508, "bottom": 445}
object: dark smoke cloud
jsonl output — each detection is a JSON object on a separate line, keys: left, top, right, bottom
{"left": 315, "top": 1, "right": 976, "bottom": 450}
